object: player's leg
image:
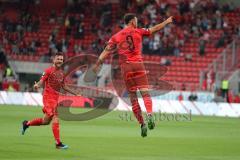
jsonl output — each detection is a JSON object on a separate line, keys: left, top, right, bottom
{"left": 21, "top": 99, "right": 55, "bottom": 135}
{"left": 129, "top": 91, "right": 147, "bottom": 137}
{"left": 129, "top": 91, "right": 144, "bottom": 125}
{"left": 21, "top": 115, "right": 52, "bottom": 135}
{"left": 139, "top": 89, "right": 155, "bottom": 130}
{"left": 122, "top": 63, "right": 144, "bottom": 125}
{"left": 121, "top": 62, "right": 147, "bottom": 137}
{"left": 28, "top": 114, "right": 52, "bottom": 125}
{"left": 140, "top": 89, "right": 153, "bottom": 114}
{"left": 132, "top": 62, "right": 155, "bottom": 130}
{"left": 52, "top": 115, "right": 68, "bottom": 149}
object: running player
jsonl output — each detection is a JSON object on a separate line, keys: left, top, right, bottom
{"left": 21, "top": 52, "right": 80, "bottom": 149}
{"left": 93, "top": 13, "right": 173, "bottom": 137}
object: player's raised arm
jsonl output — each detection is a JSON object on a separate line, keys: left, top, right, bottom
{"left": 149, "top": 16, "right": 173, "bottom": 35}
{"left": 93, "top": 44, "right": 115, "bottom": 72}
{"left": 34, "top": 68, "right": 52, "bottom": 91}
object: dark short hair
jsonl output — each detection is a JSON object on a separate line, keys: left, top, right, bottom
{"left": 124, "top": 13, "right": 136, "bottom": 24}
{"left": 54, "top": 52, "right": 64, "bottom": 57}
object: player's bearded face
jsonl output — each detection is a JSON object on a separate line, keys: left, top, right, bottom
{"left": 53, "top": 55, "right": 64, "bottom": 68}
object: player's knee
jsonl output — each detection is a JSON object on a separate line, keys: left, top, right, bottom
{"left": 42, "top": 116, "right": 53, "bottom": 125}
{"left": 52, "top": 118, "right": 59, "bottom": 124}
{"left": 140, "top": 88, "right": 150, "bottom": 93}
{"left": 42, "top": 120, "right": 51, "bottom": 125}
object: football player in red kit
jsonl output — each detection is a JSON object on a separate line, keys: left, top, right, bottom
{"left": 93, "top": 13, "right": 173, "bottom": 137}
{"left": 21, "top": 52, "right": 80, "bottom": 149}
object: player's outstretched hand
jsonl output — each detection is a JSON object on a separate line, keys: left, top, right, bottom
{"left": 166, "top": 16, "right": 173, "bottom": 24}
{"left": 33, "top": 81, "right": 40, "bottom": 91}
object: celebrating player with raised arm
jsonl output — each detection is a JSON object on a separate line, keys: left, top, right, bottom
{"left": 93, "top": 13, "right": 173, "bottom": 137}
{"left": 21, "top": 52, "right": 80, "bottom": 149}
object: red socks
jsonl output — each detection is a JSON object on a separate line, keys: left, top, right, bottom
{"left": 52, "top": 122, "right": 61, "bottom": 144}
{"left": 27, "top": 118, "right": 43, "bottom": 126}
{"left": 130, "top": 96, "right": 144, "bottom": 125}
{"left": 142, "top": 93, "right": 153, "bottom": 114}
{"left": 130, "top": 91, "right": 153, "bottom": 124}
{"left": 26, "top": 117, "right": 61, "bottom": 144}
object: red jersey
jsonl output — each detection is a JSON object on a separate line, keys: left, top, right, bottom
{"left": 40, "top": 66, "right": 64, "bottom": 100}
{"left": 108, "top": 26, "right": 151, "bottom": 64}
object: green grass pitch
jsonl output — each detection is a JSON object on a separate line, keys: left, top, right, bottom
{"left": 0, "top": 105, "right": 240, "bottom": 160}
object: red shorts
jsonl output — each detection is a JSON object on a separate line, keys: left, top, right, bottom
{"left": 42, "top": 96, "right": 58, "bottom": 117}
{"left": 120, "top": 62, "right": 150, "bottom": 92}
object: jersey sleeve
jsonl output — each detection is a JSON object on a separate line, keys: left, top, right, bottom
{"left": 40, "top": 68, "right": 51, "bottom": 81}
{"left": 106, "top": 36, "right": 117, "bottom": 53}
{"left": 137, "top": 28, "right": 151, "bottom": 36}
{"left": 108, "top": 36, "right": 116, "bottom": 44}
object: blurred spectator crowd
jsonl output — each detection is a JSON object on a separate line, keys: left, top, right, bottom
{"left": 0, "top": 0, "right": 239, "bottom": 58}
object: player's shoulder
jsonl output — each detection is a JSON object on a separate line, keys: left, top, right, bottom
{"left": 115, "top": 27, "right": 131, "bottom": 36}
{"left": 112, "top": 28, "right": 130, "bottom": 40}
{"left": 108, "top": 32, "right": 119, "bottom": 43}
{"left": 135, "top": 28, "right": 149, "bottom": 33}
{"left": 44, "top": 66, "right": 55, "bottom": 73}
{"left": 111, "top": 31, "right": 120, "bottom": 39}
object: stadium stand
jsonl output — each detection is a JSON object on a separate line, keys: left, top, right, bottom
{"left": 0, "top": 0, "right": 239, "bottom": 92}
